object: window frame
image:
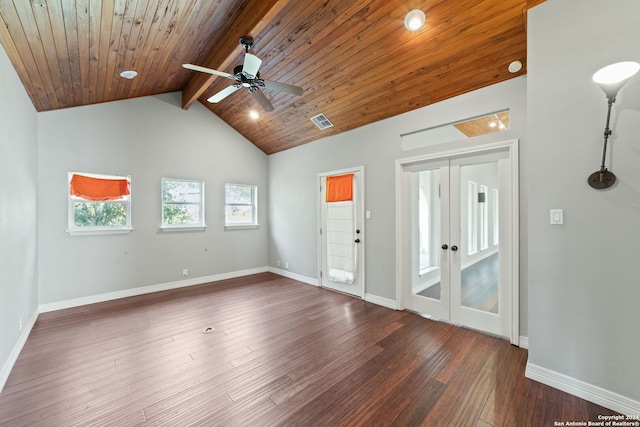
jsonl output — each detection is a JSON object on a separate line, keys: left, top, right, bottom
{"left": 224, "top": 183, "right": 259, "bottom": 229}
{"left": 467, "top": 181, "right": 478, "bottom": 255}
{"left": 493, "top": 189, "right": 500, "bottom": 246}
{"left": 67, "top": 172, "right": 132, "bottom": 236}
{"left": 160, "top": 178, "right": 206, "bottom": 231}
{"left": 479, "top": 184, "right": 489, "bottom": 251}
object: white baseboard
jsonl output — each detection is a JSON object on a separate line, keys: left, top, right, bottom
{"left": 267, "top": 267, "right": 318, "bottom": 286}
{"left": 365, "top": 293, "right": 398, "bottom": 310}
{"left": 526, "top": 362, "right": 640, "bottom": 416}
{"left": 519, "top": 336, "right": 529, "bottom": 349}
{"left": 38, "top": 267, "right": 269, "bottom": 313}
{"left": 267, "top": 269, "right": 400, "bottom": 312}
{"left": 0, "top": 308, "right": 39, "bottom": 393}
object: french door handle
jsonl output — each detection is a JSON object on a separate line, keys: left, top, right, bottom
{"left": 451, "top": 245, "right": 458, "bottom": 252}
{"left": 441, "top": 244, "right": 448, "bottom": 250}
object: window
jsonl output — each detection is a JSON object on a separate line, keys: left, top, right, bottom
{"left": 467, "top": 181, "right": 478, "bottom": 255}
{"left": 67, "top": 172, "right": 131, "bottom": 235}
{"left": 493, "top": 189, "right": 499, "bottom": 246}
{"left": 225, "top": 183, "right": 258, "bottom": 228}
{"left": 401, "top": 109, "right": 510, "bottom": 151}
{"left": 161, "top": 178, "right": 205, "bottom": 229}
{"left": 480, "top": 185, "right": 489, "bottom": 250}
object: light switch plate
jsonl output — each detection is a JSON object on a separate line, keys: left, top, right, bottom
{"left": 550, "top": 209, "right": 563, "bottom": 225}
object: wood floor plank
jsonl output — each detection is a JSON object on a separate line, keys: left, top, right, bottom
{"left": 0, "top": 273, "right": 620, "bottom": 426}
{"left": 478, "top": 342, "right": 528, "bottom": 426}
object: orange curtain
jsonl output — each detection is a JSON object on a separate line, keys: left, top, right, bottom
{"left": 326, "top": 174, "right": 354, "bottom": 202}
{"left": 70, "top": 174, "right": 130, "bottom": 201}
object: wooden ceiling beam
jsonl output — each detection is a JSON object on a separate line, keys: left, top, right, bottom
{"left": 181, "top": 0, "right": 290, "bottom": 110}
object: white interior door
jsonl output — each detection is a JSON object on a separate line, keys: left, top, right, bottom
{"left": 401, "top": 146, "right": 516, "bottom": 340}
{"left": 319, "top": 168, "right": 364, "bottom": 298}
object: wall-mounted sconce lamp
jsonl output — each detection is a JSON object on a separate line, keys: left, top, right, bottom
{"left": 588, "top": 61, "right": 639, "bottom": 189}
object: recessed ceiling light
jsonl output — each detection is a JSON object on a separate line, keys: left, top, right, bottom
{"left": 404, "top": 10, "right": 426, "bottom": 32}
{"left": 249, "top": 110, "right": 260, "bottom": 120}
{"left": 508, "top": 61, "right": 523, "bottom": 73}
{"left": 119, "top": 70, "right": 138, "bottom": 79}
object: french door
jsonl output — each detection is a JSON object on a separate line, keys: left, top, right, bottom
{"left": 318, "top": 167, "right": 365, "bottom": 298}
{"left": 399, "top": 143, "right": 518, "bottom": 341}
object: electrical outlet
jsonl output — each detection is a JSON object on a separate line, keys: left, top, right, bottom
{"left": 285, "top": 262, "right": 289, "bottom": 269}
{"left": 183, "top": 269, "right": 188, "bottom": 277}
{"left": 19, "top": 317, "right": 23, "bottom": 332}
{"left": 277, "top": 260, "right": 281, "bottom": 267}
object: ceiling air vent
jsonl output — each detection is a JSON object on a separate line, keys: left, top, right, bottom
{"left": 310, "top": 113, "right": 334, "bottom": 130}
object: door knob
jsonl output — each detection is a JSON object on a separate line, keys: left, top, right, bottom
{"left": 441, "top": 244, "right": 448, "bottom": 250}
{"left": 451, "top": 245, "right": 458, "bottom": 252}
{"left": 355, "top": 239, "right": 361, "bottom": 243}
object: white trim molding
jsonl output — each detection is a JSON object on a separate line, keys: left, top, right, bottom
{"left": 0, "top": 309, "right": 39, "bottom": 393}
{"left": 365, "top": 293, "right": 398, "bottom": 310}
{"left": 519, "top": 336, "right": 529, "bottom": 349}
{"left": 526, "top": 362, "right": 640, "bottom": 416}
{"left": 268, "top": 267, "right": 318, "bottom": 286}
{"left": 38, "top": 267, "right": 269, "bottom": 313}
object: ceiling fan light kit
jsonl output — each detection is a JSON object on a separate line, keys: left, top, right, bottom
{"left": 182, "top": 36, "right": 303, "bottom": 113}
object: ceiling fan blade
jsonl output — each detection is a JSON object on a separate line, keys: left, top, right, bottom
{"left": 262, "top": 80, "right": 304, "bottom": 96}
{"left": 250, "top": 89, "right": 274, "bottom": 112}
{"left": 182, "top": 63, "right": 233, "bottom": 79}
{"left": 242, "top": 54, "right": 262, "bottom": 78}
{"left": 207, "top": 85, "right": 240, "bottom": 103}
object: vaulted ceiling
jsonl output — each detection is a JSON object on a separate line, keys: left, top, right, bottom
{"left": 0, "top": 0, "right": 545, "bottom": 154}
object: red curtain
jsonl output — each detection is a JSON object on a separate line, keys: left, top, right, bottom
{"left": 326, "top": 174, "right": 354, "bottom": 202}
{"left": 70, "top": 174, "right": 130, "bottom": 201}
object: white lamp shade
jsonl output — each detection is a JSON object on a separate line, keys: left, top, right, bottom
{"left": 592, "top": 61, "right": 640, "bottom": 98}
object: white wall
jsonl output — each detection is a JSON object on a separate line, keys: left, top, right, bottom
{"left": 528, "top": 0, "right": 640, "bottom": 406}
{"left": 0, "top": 43, "right": 39, "bottom": 389}
{"left": 268, "top": 76, "right": 528, "bottom": 333}
{"left": 37, "top": 93, "right": 269, "bottom": 305}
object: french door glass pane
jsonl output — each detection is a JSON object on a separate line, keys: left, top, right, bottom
{"left": 414, "top": 169, "right": 441, "bottom": 301}
{"left": 460, "top": 162, "right": 499, "bottom": 314}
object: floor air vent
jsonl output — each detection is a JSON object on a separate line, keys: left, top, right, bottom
{"left": 310, "top": 113, "right": 334, "bottom": 130}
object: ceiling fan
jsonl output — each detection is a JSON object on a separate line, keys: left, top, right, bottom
{"left": 183, "top": 36, "right": 303, "bottom": 112}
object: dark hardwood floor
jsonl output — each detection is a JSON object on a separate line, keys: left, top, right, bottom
{"left": 0, "top": 273, "right": 617, "bottom": 426}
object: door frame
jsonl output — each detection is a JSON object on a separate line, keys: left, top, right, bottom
{"left": 317, "top": 166, "right": 366, "bottom": 299}
{"left": 395, "top": 140, "right": 520, "bottom": 345}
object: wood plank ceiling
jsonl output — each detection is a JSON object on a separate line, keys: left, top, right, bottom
{"left": 0, "top": 0, "right": 545, "bottom": 154}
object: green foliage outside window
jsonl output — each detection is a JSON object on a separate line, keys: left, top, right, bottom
{"left": 162, "top": 179, "right": 204, "bottom": 226}
{"left": 74, "top": 201, "right": 127, "bottom": 227}
{"left": 225, "top": 184, "right": 256, "bottom": 225}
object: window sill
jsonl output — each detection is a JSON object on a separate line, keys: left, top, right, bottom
{"left": 160, "top": 225, "right": 207, "bottom": 232}
{"left": 224, "top": 224, "right": 259, "bottom": 230}
{"left": 419, "top": 266, "right": 439, "bottom": 277}
{"left": 66, "top": 227, "right": 133, "bottom": 236}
